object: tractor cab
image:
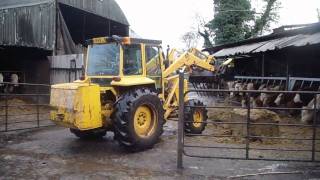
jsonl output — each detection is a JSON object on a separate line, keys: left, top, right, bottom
{"left": 85, "top": 36, "right": 165, "bottom": 90}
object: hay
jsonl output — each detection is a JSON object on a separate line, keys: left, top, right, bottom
{"left": 0, "top": 98, "right": 49, "bottom": 123}
{"left": 210, "top": 108, "right": 280, "bottom": 142}
{"left": 233, "top": 109, "right": 280, "bottom": 123}
{"left": 0, "top": 98, "right": 28, "bottom": 106}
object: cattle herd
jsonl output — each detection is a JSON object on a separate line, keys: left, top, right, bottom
{"left": 226, "top": 80, "right": 320, "bottom": 124}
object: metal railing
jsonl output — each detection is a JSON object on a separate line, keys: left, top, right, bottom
{"left": 177, "top": 72, "right": 320, "bottom": 169}
{"left": 0, "top": 82, "right": 54, "bottom": 132}
{"left": 234, "top": 76, "right": 320, "bottom": 91}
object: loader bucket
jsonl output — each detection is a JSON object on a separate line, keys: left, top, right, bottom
{"left": 189, "top": 70, "right": 220, "bottom": 97}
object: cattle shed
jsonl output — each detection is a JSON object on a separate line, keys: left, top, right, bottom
{"left": 205, "top": 23, "right": 320, "bottom": 90}
{"left": 0, "top": 0, "right": 129, "bottom": 87}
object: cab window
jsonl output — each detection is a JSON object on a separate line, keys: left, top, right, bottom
{"left": 87, "top": 43, "right": 120, "bottom": 76}
{"left": 146, "top": 46, "right": 162, "bottom": 76}
{"left": 123, "top": 44, "right": 142, "bottom": 75}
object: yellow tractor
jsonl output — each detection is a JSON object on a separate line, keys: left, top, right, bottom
{"left": 50, "top": 36, "right": 215, "bottom": 151}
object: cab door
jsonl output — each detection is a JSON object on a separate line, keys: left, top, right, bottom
{"left": 145, "top": 45, "right": 163, "bottom": 90}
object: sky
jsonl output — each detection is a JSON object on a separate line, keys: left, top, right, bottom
{"left": 116, "top": 0, "right": 320, "bottom": 49}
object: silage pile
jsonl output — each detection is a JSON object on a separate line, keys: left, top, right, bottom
{"left": 207, "top": 108, "right": 280, "bottom": 143}
{"left": 0, "top": 98, "right": 49, "bottom": 122}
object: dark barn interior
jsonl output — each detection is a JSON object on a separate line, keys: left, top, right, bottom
{"left": 58, "top": 3, "right": 128, "bottom": 46}
{"left": 0, "top": 47, "right": 51, "bottom": 84}
{"left": 232, "top": 44, "right": 320, "bottom": 78}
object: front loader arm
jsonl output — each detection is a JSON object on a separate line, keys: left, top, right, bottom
{"left": 162, "top": 48, "right": 216, "bottom": 120}
{"left": 163, "top": 48, "right": 215, "bottom": 77}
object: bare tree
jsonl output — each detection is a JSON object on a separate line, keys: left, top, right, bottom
{"left": 181, "top": 31, "right": 200, "bottom": 50}
{"left": 194, "top": 13, "right": 214, "bottom": 48}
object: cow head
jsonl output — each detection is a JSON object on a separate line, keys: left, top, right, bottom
{"left": 0, "top": 73, "right": 3, "bottom": 87}
{"left": 293, "top": 94, "right": 303, "bottom": 104}
{"left": 11, "top": 74, "right": 19, "bottom": 87}
{"left": 301, "top": 106, "right": 314, "bottom": 123}
{"left": 274, "top": 93, "right": 284, "bottom": 106}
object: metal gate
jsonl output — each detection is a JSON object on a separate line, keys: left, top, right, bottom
{"left": 177, "top": 72, "right": 320, "bottom": 169}
{"left": 0, "top": 82, "right": 54, "bottom": 132}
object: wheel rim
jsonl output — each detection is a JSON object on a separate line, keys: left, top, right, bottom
{"left": 134, "top": 104, "right": 157, "bottom": 138}
{"left": 193, "top": 109, "right": 203, "bottom": 128}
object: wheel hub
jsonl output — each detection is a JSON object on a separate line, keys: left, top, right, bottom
{"left": 134, "top": 105, "right": 157, "bottom": 138}
{"left": 137, "top": 112, "right": 147, "bottom": 125}
{"left": 193, "top": 109, "right": 203, "bottom": 128}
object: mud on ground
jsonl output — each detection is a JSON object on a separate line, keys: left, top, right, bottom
{"left": 1, "top": 124, "right": 320, "bottom": 179}
{"left": 1, "top": 96, "right": 320, "bottom": 179}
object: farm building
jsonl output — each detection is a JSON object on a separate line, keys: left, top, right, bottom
{"left": 205, "top": 23, "right": 320, "bottom": 90}
{"left": 0, "top": 0, "right": 129, "bottom": 87}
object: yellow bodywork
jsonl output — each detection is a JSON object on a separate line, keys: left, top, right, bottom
{"left": 111, "top": 77, "right": 155, "bottom": 86}
{"left": 50, "top": 83, "right": 102, "bottom": 130}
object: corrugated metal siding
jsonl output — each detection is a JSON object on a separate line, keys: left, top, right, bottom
{"left": 50, "top": 54, "right": 83, "bottom": 84}
{"left": 0, "top": 1, "right": 56, "bottom": 50}
{"left": 0, "top": 0, "right": 54, "bottom": 10}
{"left": 50, "top": 70, "right": 82, "bottom": 84}
{"left": 58, "top": 0, "right": 129, "bottom": 26}
{"left": 50, "top": 54, "right": 83, "bottom": 69}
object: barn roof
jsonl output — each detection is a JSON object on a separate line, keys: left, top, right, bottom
{"left": 57, "top": 0, "right": 129, "bottom": 26}
{"left": 0, "top": 0, "right": 128, "bottom": 26}
{"left": 0, "top": 0, "right": 129, "bottom": 51}
{"left": 205, "top": 23, "right": 320, "bottom": 58}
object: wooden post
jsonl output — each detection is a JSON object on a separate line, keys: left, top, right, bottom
{"left": 261, "top": 54, "right": 265, "bottom": 77}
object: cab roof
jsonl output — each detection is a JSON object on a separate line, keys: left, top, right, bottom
{"left": 88, "top": 36, "right": 162, "bottom": 46}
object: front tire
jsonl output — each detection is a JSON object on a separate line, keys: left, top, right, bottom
{"left": 184, "top": 99, "right": 208, "bottom": 134}
{"left": 113, "top": 88, "right": 164, "bottom": 151}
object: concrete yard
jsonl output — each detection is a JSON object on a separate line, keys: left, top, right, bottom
{"left": 1, "top": 121, "right": 320, "bottom": 180}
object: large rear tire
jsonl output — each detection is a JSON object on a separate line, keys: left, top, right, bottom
{"left": 184, "top": 99, "right": 208, "bottom": 134}
{"left": 70, "top": 128, "right": 107, "bottom": 139}
{"left": 113, "top": 88, "right": 164, "bottom": 151}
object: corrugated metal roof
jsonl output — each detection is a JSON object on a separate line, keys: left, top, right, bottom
{"left": 58, "top": 0, "right": 129, "bottom": 26}
{"left": 284, "top": 32, "right": 320, "bottom": 47}
{"left": 252, "top": 35, "right": 300, "bottom": 53}
{"left": 206, "top": 23, "right": 320, "bottom": 54}
{"left": 213, "top": 32, "right": 320, "bottom": 57}
{"left": 213, "top": 41, "right": 268, "bottom": 57}
{"left": 0, "top": 1, "right": 56, "bottom": 50}
{"left": 0, "top": 0, "right": 129, "bottom": 50}
{"left": 0, "top": 0, "right": 53, "bottom": 10}
{"left": 0, "top": 0, "right": 129, "bottom": 26}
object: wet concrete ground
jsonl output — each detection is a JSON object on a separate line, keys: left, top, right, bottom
{"left": 1, "top": 122, "right": 320, "bottom": 180}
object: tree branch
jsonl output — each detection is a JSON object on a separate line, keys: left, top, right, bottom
{"left": 249, "top": 0, "right": 278, "bottom": 37}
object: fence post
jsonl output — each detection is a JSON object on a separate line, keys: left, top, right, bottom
{"left": 311, "top": 94, "right": 317, "bottom": 161}
{"left": 5, "top": 94, "right": 8, "bottom": 132}
{"left": 36, "top": 86, "right": 40, "bottom": 128}
{"left": 245, "top": 95, "right": 250, "bottom": 159}
{"left": 177, "top": 71, "right": 185, "bottom": 169}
